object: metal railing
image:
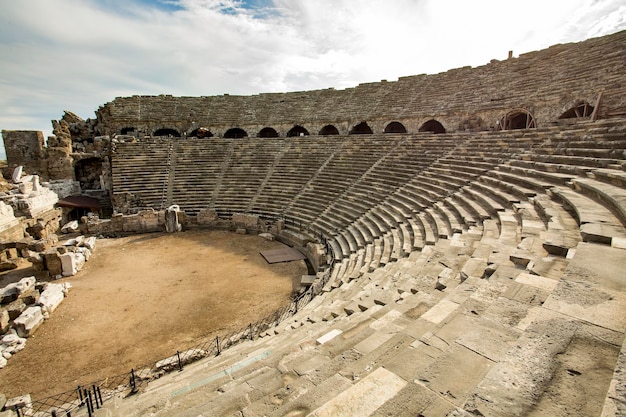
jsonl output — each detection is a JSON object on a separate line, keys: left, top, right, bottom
{"left": 15, "top": 215, "right": 336, "bottom": 417}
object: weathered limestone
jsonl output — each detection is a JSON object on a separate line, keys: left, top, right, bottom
{"left": 232, "top": 213, "right": 260, "bottom": 230}
{"left": 60, "top": 220, "right": 79, "bottom": 233}
{"left": 38, "top": 283, "right": 66, "bottom": 315}
{"left": 82, "top": 236, "right": 97, "bottom": 250}
{"left": 196, "top": 208, "right": 219, "bottom": 225}
{"left": 4, "top": 394, "right": 32, "bottom": 416}
{"left": 165, "top": 204, "right": 182, "bottom": 233}
{"left": 59, "top": 251, "right": 86, "bottom": 276}
{"left": 13, "top": 306, "right": 44, "bottom": 338}
{"left": 11, "top": 166, "right": 22, "bottom": 183}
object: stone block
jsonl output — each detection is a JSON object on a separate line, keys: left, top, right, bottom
{"left": 43, "top": 250, "right": 63, "bottom": 276}
{"left": 1, "top": 331, "right": 26, "bottom": 355}
{"left": 82, "top": 236, "right": 97, "bottom": 250}
{"left": 0, "top": 283, "right": 19, "bottom": 304}
{"left": 0, "top": 309, "right": 9, "bottom": 333}
{"left": 61, "top": 220, "right": 79, "bottom": 233}
{"left": 60, "top": 252, "right": 85, "bottom": 276}
{"left": 5, "top": 299, "right": 26, "bottom": 320}
{"left": 258, "top": 232, "right": 275, "bottom": 241}
{"left": 38, "top": 283, "right": 65, "bottom": 314}
{"left": 19, "top": 289, "right": 40, "bottom": 305}
{"left": 197, "top": 209, "right": 218, "bottom": 225}
{"left": 11, "top": 166, "right": 22, "bottom": 183}
{"left": 5, "top": 394, "right": 31, "bottom": 415}
{"left": 316, "top": 329, "right": 343, "bottom": 345}
{"left": 76, "top": 246, "right": 91, "bottom": 261}
{"left": 13, "top": 306, "right": 44, "bottom": 337}
{"left": 15, "top": 276, "right": 35, "bottom": 295}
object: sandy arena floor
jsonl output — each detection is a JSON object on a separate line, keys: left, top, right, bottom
{"left": 0, "top": 230, "right": 306, "bottom": 399}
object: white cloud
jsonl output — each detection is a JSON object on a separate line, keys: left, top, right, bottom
{"left": 1, "top": 0, "right": 625, "bottom": 159}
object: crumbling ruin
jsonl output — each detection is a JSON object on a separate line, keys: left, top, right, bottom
{"left": 1, "top": 30, "right": 626, "bottom": 417}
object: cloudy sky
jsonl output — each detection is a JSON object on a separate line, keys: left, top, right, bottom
{"left": 1, "top": 0, "right": 625, "bottom": 159}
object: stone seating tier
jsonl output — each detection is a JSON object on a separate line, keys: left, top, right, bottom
{"left": 101, "top": 118, "right": 626, "bottom": 417}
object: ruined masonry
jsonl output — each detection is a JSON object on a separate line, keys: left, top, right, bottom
{"left": 1, "top": 30, "right": 626, "bottom": 416}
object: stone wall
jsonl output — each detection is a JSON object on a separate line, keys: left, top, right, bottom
{"left": 1, "top": 131, "right": 46, "bottom": 178}
{"left": 96, "top": 31, "right": 626, "bottom": 137}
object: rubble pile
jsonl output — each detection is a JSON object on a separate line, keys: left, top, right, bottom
{"left": 0, "top": 276, "right": 71, "bottom": 368}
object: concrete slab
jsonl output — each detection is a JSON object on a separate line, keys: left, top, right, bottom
{"left": 310, "top": 367, "right": 406, "bottom": 417}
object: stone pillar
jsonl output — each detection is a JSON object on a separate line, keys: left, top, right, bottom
{"left": 165, "top": 205, "right": 182, "bottom": 233}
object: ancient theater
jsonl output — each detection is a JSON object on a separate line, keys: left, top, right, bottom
{"left": 1, "top": 30, "right": 625, "bottom": 416}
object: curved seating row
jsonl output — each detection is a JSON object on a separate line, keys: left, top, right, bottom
{"left": 100, "top": 118, "right": 626, "bottom": 417}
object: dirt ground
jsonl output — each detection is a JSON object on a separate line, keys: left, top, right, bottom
{"left": 0, "top": 230, "right": 306, "bottom": 399}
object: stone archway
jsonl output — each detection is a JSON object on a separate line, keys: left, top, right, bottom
{"left": 418, "top": 119, "right": 446, "bottom": 134}
{"left": 153, "top": 128, "right": 181, "bottom": 137}
{"left": 384, "top": 121, "right": 407, "bottom": 134}
{"left": 559, "top": 101, "right": 594, "bottom": 119}
{"left": 224, "top": 128, "right": 248, "bottom": 139}
{"left": 258, "top": 127, "right": 279, "bottom": 138}
{"left": 287, "top": 125, "right": 310, "bottom": 137}
{"left": 120, "top": 127, "right": 135, "bottom": 135}
{"left": 189, "top": 128, "right": 214, "bottom": 138}
{"left": 319, "top": 125, "right": 339, "bottom": 135}
{"left": 350, "top": 122, "right": 373, "bottom": 135}
{"left": 499, "top": 109, "right": 536, "bottom": 130}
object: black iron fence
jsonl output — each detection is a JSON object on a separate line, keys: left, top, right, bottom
{"left": 14, "top": 214, "right": 335, "bottom": 417}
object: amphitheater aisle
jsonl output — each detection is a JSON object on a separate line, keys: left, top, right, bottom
{"left": 97, "top": 119, "right": 626, "bottom": 417}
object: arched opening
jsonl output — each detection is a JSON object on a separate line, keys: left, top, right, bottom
{"left": 384, "top": 121, "right": 407, "bottom": 134}
{"left": 74, "top": 158, "right": 104, "bottom": 190}
{"left": 258, "top": 127, "right": 279, "bottom": 138}
{"left": 559, "top": 101, "right": 594, "bottom": 119}
{"left": 350, "top": 122, "right": 373, "bottom": 135}
{"left": 419, "top": 119, "right": 446, "bottom": 134}
{"left": 153, "top": 128, "right": 181, "bottom": 137}
{"left": 499, "top": 109, "right": 536, "bottom": 130}
{"left": 120, "top": 127, "right": 135, "bottom": 135}
{"left": 287, "top": 125, "right": 310, "bottom": 137}
{"left": 224, "top": 128, "right": 248, "bottom": 139}
{"left": 319, "top": 125, "right": 339, "bottom": 135}
{"left": 189, "top": 128, "right": 214, "bottom": 138}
